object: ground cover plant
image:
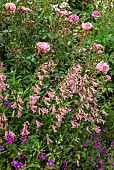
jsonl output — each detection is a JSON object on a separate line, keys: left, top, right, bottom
{"left": 0, "top": 0, "right": 114, "bottom": 169}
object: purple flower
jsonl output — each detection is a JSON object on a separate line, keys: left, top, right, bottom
{"left": 102, "top": 129, "right": 106, "bottom": 133}
{"left": 0, "top": 146, "right": 4, "bottom": 152}
{"left": 11, "top": 160, "right": 24, "bottom": 169}
{"left": 64, "top": 160, "right": 68, "bottom": 167}
{"left": 73, "top": 147, "right": 78, "bottom": 151}
{"left": 64, "top": 168, "right": 68, "bottom": 170}
{"left": 111, "top": 142, "right": 114, "bottom": 145}
{"left": 98, "top": 168, "right": 102, "bottom": 170}
{"left": 112, "top": 163, "right": 114, "bottom": 166}
{"left": 47, "top": 160, "right": 55, "bottom": 167}
{"left": 83, "top": 141, "right": 88, "bottom": 147}
{"left": 89, "top": 157, "right": 93, "bottom": 163}
{"left": 6, "top": 134, "right": 14, "bottom": 144}
{"left": 4, "top": 101, "right": 12, "bottom": 107}
{"left": 104, "top": 148, "right": 108, "bottom": 154}
{"left": 90, "top": 133, "right": 93, "bottom": 138}
{"left": 94, "top": 136, "right": 100, "bottom": 142}
{"left": 39, "top": 152, "right": 47, "bottom": 160}
{"left": 98, "top": 147, "right": 102, "bottom": 153}
{"left": 69, "top": 160, "right": 72, "bottom": 163}
{"left": 53, "top": 27, "right": 56, "bottom": 31}
{"left": 97, "top": 158, "right": 102, "bottom": 164}
{"left": 21, "top": 136, "right": 27, "bottom": 143}
{"left": 21, "top": 154, "right": 25, "bottom": 159}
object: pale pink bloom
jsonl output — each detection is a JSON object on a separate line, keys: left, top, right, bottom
{"left": 59, "top": 84, "right": 67, "bottom": 93}
{"left": 4, "top": 94, "right": 9, "bottom": 100}
{"left": 93, "top": 43, "right": 103, "bottom": 50}
{"left": 5, "top": 3, "right": 16, "bottom": 12}
{"left": 35, "top": 72, "right": 44, "bottom": 80}
{"left": 31, "top": 105, "right": 37, "bottom": 113}
{"left": 52, "top": 125, "right": 57, "bottom": 132}
{"left": 55, "top": 96, "right": 60, "bottom": 104}
{"left": 52, "top": 105, "right": 56, "bottom": 114}
{"left": 69, "top": 14, "right": 79, "bottom": 22}
{"left": 0, "top": 123, "right": 3, "bottom": 129}
{"left": 28, "top": 96, "right": 37, "bottom": 105}
{"left": 98, "top": 50, "right": 103, "bottom": 55}
{"left": 92, "top": 10, "right": 100, "bottom": 18}
{"left": 0, "top": 74, "right": 6, "bottom": 81}
{"left": 102, "top": 110, "right": 108, "bottom": 116}
{"left": 97, "top": 118, "right": 106, "bottom": 124}
{"left": 56, "top": 114, "right": 63, "bottom": 122}
{"left": 48, "top": 91, "right": 55, "bottom": 98}
{"left": 46, "top": 135, "right": 53, "bottom": 145}
{"left": 0, "top": 94, "right": 4, "bottom": 100}
{"left": 40, "top": 107, "right": 48, "bottom": 114}
{"left": 11, "top": 102, "right": 17, "bottom": 109}
{"left": 33, "top": 84, "right": 41, "bottom": 94}
{"left": 59, "top": 107, "right": 68, "bottom": 116}
{"left": 21, "top": 123, "right": 30, "bottom": 136}
{"left": 36, "top": 42, "right": 50, "bottom": 53}
{"left": 74, "top": 100, "right": 78, "bottom": 105}
{"left": 5, "top": 130, "right": 16, "bottom": 137}
{"left": 55, "top": 122, "right": 61, "bottom": 127}
{"left": 96, "top": 61, "right": 109, "bottom": 73}
{"left": 1, "top": 113, "right": 7, "bottom": 121}
{"left": 17, "top": 110, "right": 22, "bottom": 118}
{"left": 21, "top": 6, "right": 31, "bottom": 12}
{"left": 105, "top": 75, "right": 111, "bottom": 81}
{"left": 35, "top": 120, "right": 42, "bottom": 127}
{"left": 76, "top": 114, "right": 83, "bottom": 120}
{"left": 57, "top": 10, "right": 72, "bottom": 17}
{"left": 4, "top": 123, "right": 8, "bottom": 130}
{"left": 65, "top": 17, "right": 69, "bottom": 21}
{"left": 40, "top": 64, "right": 47, "bottom": 73}
{"left": 93, "top": 126, "right": 101, "bottom": 133}
{"left": 12, "top": 110, "right": 15, "bottom": 117}
{"left": 18, "top": 104, "right": 23, "bottom": 111}
{"left": 71, "top": 121, "right": 80, "bottom": 128}
{"left": 82, "top": 22, "right": 93, "bottom": 30}
{"left": 43, "top": 97, "right": 50, "bottom": 106}
{"left": 77, "top": 160, "right": 80, "bottom": 167}
{"left": 17, "top": 95, "right": 24, "bottom": 104}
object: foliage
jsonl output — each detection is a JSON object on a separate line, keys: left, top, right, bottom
{"left": 0, "top": 0, "right": 114, "bottom": 170}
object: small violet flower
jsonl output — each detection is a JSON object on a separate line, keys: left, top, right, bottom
{"left": 39, "top": 152, "right": 47, "bottom": 160}
{"left": 11, "top": 160, "right": 24, "bottom": 169}
{"left": 47, "top": 160, "right": 55, "bottom": 167}
{"left": 4, "top": 101, "right": 12, "bottom": 107}
{"left": 89, "top": 157, "right": 93, "bottom": 163}
{"left": 83, "top": 141, "right": 88, "bottom": 147}
{"left": 6, "top": 134, "right": 14, "bottom": 144}
{"left": 21, "top": 136, "right": 27, "bottom": 143}
{"left": 0, "top": 146, "right": 4, "bottom": 152}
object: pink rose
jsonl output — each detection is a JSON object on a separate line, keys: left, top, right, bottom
{"left": 98, "top": 50, "right": 103, "bottom": 55}
{"left": 5, "top": 3, "right": 16, "bottom": 12}
{"left": 21, "top": 6, "right": 31, "bottom": 13}
{"left": 96, "top": 61, "right": 109, "bottom": 73}
{"left": 36, "top": 42, "right": 50, "bottom": 53}
{"left": 93, "top": 43, "right": 103, "bottom": 50}
{"left": 69, "top": 14, "right": 79, "bottom": 22}
{"left": 82, "top": 22, "right": 93, "bottom": 30}
{"left": 105, "top": 75, "right": 111, "bottom": 81}
{"left": 92, "top": 10, "right": 100, "bottom": 18}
